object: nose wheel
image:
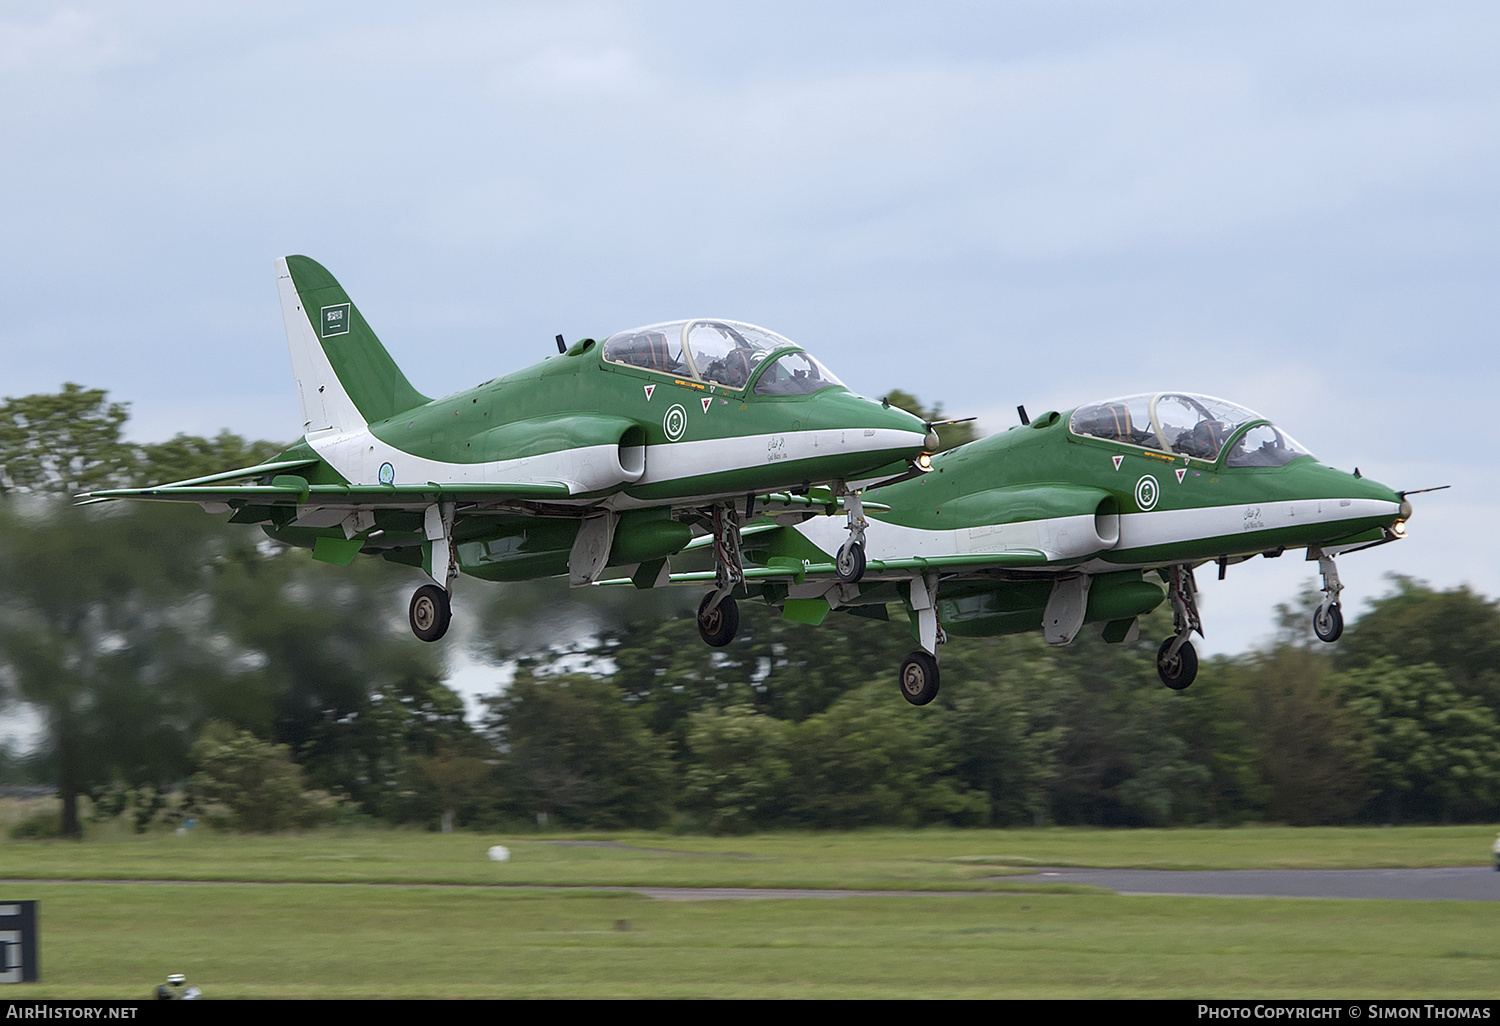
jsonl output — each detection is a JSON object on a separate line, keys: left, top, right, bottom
{"left": 835, "top": 540, "right": 866, "bottom": 583}
{"left": 409, "top": 584, "right": 452, "bottom": 642}
{"left": 1313, "top": 602, "right": 1344, "bottom": 643}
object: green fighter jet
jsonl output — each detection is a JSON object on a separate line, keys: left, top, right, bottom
{"left": 620, "top": 391, "right": 1437, "bottom": 703}
{"left": 84, "top": 256, "right": 935, "bottom": 641}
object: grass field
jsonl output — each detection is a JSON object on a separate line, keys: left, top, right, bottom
{"left": 3, "top": 819, "right": 1497, "bottom": 998}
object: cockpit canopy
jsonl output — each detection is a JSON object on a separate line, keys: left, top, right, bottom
{"left": 1069, "top": 392, "right": 1313, "bottom": 467}
{"left": 602, "top": 319, "right": 845, "bottom": 395}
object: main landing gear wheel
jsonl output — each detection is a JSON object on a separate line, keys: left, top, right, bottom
{"left": 835, "top": 541, "right": 866, "bottom": 584}
{"left": 409, "top": 584, "right": 452, "bottom": 643}
{"left": 1313, "top": 604, "right": 1344, "bottom": 643}
{"left": 898, "top": 650, "right": 940, "bottom": 706}
{"left": 697, "top": 593, "right": 740, "bottom": 648}
{"left": 1156, "top": 638, "right": 1198, "bottom": 690}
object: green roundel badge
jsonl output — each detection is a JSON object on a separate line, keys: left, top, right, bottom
{"left": 379, "top": 462, "right": 395, "bottom": 485}
{"left": 1135, "top": 474, "right": 1159, "bottom": 511}
{"left": 663, "top": 404, "right": 687, "bottom": 442}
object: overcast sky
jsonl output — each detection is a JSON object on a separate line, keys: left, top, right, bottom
{"left": 3, "top": 1, "right": 1495, "bottom": 658}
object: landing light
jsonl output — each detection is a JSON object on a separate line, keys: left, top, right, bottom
{"left": 918, "top": 453, "right": 932, "bottom": 470}
{"left": 1392, "top": 520, "right": 1407, "bottom": 538}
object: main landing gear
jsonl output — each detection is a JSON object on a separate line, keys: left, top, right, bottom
{"left": 697, "top": 502, "right": 745, "bottom": 647}
{"left": 1156, "top": 564, "right": 1202, "bottom": 690}
{"left": 410, "top": 501, "right": 456, "bottom": 643}
{"left": 897, "top": 572, "right": 944, "bottom": 705}
{"left": 1312, "top": 550, "right": 1344, "bottom": 643}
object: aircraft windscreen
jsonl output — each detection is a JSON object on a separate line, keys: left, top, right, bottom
{"left": 1223, "top": 424, "right": 1313, "bottom": 467}
{"left": 1070, "top": 393, "right": 1268, "bottom": 462}
{"left": 753, "top": 351, "right": 845, "bottom": 396}
{"left": 603, "top": 319, "right": 797, "bottom": 390}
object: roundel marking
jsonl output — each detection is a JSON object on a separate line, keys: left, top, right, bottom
{"left": 1134, "top": 474, "right": 1160, "bottom": 511}
{"left": 663, "top": 404, "right": 688, "bottom": 441}
{"left": 378, "top": 462, "right": 395, "bottom": 485}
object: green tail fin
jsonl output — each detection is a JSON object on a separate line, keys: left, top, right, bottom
{"left": 278, "top": 255, "right": 431, "bottom": 428}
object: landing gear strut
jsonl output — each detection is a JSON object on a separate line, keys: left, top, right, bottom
{"left": 1156, "top": 564, "right": 1202, "bottom": 690}
{"left": 1312, "top": 550, "right": 1344, "bottom": 643}
{"left": 834, "top": 481, "right": 867, "bottom": 584}
{"left": 897, "top": 572, "right": 945, "bottom": 705}
{"left": 411, "top": 501, "right": 458, "bottom": 643}
{"left": 698, "top": 502, "right": 745, "bottom": 647}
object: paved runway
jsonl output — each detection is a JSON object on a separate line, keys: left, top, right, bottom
{"left": 1029, "top": 866, "right": 1500, "bottom": 901}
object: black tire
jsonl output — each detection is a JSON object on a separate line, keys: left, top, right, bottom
{"left": 1156, "top": 637, "right": 1198, "bottom": 690}
{"left": 697, "top": 593, "right": 739, "bottom": 647}
{"left": 835, "top": 541, "right": 866, "bottom": 583}
{"left": 409, "top": 584, "right": 451, "bottom": 643}
{"left": 898, "top": 650, "right": 940, "bottom": 706}
{"left": 1313, "top": 603, "right": 1344, "bottom": 643}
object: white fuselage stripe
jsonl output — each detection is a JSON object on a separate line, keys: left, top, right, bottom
{"left": 793, "top": 497, "right": 1399, "bottom": 568}
{"left": 304, "top": 426, "right": 925, "bottom": 501}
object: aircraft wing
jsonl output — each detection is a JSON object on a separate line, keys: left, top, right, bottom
{"left": 79, "top": 458, "right": 572, "bottom": 508}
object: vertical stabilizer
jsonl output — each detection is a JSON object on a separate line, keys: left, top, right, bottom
{"left": 276, "top": 255, "right": 431, "bottom": 433}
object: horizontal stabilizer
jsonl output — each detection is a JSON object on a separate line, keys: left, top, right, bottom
{"left": 138, "top": 458, "right": 321, "bottom": 491}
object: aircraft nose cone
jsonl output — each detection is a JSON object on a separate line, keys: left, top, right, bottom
{"left": 808, "top": 392, "right": 926, "bottom": 436}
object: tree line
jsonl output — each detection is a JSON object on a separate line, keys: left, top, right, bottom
{"left": 2, "top": 385, "right": 1496, "bottom": 836}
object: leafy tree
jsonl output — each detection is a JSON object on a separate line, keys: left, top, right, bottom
{"left": 680, "top": 705, "right": 793, "bottom": 832}
{"left": 935, "top": 640, "right": 1067, "bottom": 826}
{"left": 0, "top": 384, "right": 134, "bottom": 495}
{"left": 1222, "top": 645, "right": 1369, "bottom": 825}
{"left": 483, "top": 670, "right": 675, "bottom": 828}
{"left": 0, "top": 385, "right": 452, "bottom": 833}
{"left": 1332, "top": 658, "right": 1500, "bottom": 823}
{"left": 135, "top": 431, "right": 286, "bottom": 485}
{"left": 301, "top": 673, "right": 492, "bottom": 826}
{"left": 205, "top": 539, "right": 441, "bottom": 760}
{"left": 189, "top": 721, "right": 331, "bottom": 831}
{"left": 779, "top": 681, "right": 985, "bottom": 828}
{"left": 0, "top": 502, "right": 230, "bottom": 837}
{"left": 607, "top": 599, "right": 921, "bottom": 747}
{"left": 1036, "top": 622, "right": 1214, "bottom": 827}
{"left": 1338, "top": 577, "right": 1500, "bottom": 712}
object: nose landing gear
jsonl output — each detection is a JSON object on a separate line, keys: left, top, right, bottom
{"left": 1312, "top": 550, "right": 1344, "bottom": 643}
{"left": 834, "top": 481, "right": 867, "bottom": 584}
{"left": 1156, "top": 564, "right": 1203, "bottom": 690}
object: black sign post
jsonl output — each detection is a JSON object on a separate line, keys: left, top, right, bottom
{"left": 0, "top": 901, "right": 38, "bottom": 983}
